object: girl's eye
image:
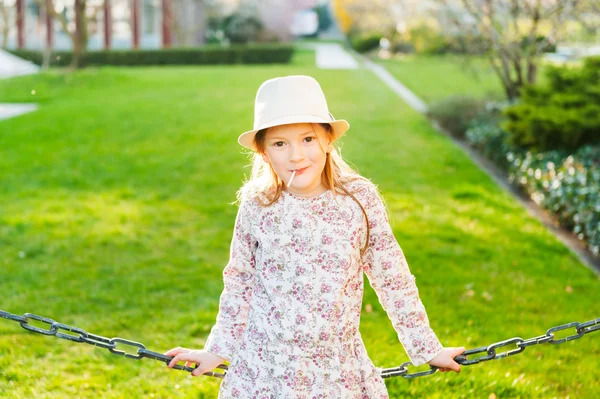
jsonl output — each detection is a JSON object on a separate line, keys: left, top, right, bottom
{"left": 274, "top": 142, "right": 284, "bottom": 147}
{"left": 305, "top": 137, "right": 315, "bottom": 143}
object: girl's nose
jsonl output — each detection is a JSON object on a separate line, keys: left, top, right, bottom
{"left": 289, "top": 144, "right": 305, "bottom": 162}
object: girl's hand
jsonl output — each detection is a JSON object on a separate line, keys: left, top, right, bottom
{"left": 426, "top": 347, "right": 466, "bottom": 373}
{"left": 163, "top": 347, "right": 226, "bottom": 377}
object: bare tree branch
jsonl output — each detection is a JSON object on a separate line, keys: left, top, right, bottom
{"left": 426, "top": 0, "right": 596, "bottom": 100}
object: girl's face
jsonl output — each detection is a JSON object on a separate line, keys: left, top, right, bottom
{"left": 261, "top": 123, "right": 332, "bottom": 198}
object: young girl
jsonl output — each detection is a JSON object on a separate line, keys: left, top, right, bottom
{"left": 165, "top": 75, "right": 465, "bottom": 397}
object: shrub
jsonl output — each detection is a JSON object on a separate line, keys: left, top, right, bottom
{"left": 503, "top": 56, "right": 600, "bottom": 151}
{"left": 464, "top": 102, "right": 600, "bottom": 256}
{"left": 506, "top": 146, "right": 600, "bottom": 256}
{"left": 520, "top": 34, "right": 557, "bottom": 53}
{"left": 466, "top": 121, "right": 599, "bottom": 254}
{"left": 9, "top": 45, "right": 294, "bottom": 67}
{"left": 446, "top": 34, "right": 491, "bottom": 55}
{"left": 349, "top": 32, "right": 383, "bottom": 53}
{"left": 427, "top": 96, "right": 487, "bottom": 138}
{"left": 405, "top": 24, "right": 450, "bottom": 55}
{"left": 222, "top": 10, "right": 263, "bottom": 44}
{"left": 390, "top": 41, "right": 415, "bottom": 54}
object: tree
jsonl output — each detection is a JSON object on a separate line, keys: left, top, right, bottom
{"left": 429, "top": 0, "right": 599, "bottom": 100}
{"left": 36, "top": 0, "right": 103, "bottom": 70}
{"left": 572, "top": 0, "right": 600, "bottom": 37}
{"left": 332, "top": 0, "right": 399, "bottom": 34}
{"left": 0, "top": 0, "right": 13, "bottom": 48}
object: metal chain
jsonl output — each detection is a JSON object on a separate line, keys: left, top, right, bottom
{"left": 379, "top": 317, "right": 600, "bottom": 379}
{"left": 1, "top": 310, "right": 598, "bottom": 380}
{"left": 0, "top": 310, "right": 227, "bottom": 378}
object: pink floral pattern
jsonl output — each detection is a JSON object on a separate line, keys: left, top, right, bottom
{"left": 204, "top": 179, "right": 444, "bottom": 398}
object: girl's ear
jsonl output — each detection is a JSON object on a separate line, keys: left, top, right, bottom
{"left": 324, "top": 138, "right": 333, "bottom": 153}
{"left": 261, "top": 152, "right": 270, "bottom": 163}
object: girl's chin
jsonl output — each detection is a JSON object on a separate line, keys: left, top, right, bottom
{"left": 283, "top": 177, "right": 315, "bottom": 189}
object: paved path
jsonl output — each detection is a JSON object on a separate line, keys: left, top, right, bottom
{"left": 360, "top": 56, "right": 427, "bottom": 113}
{"left": 297, "top": 42, "right": 359, "bottom": 69}
{"left": 0, "top": 103, "right": 39, "bottom": 121}
{"left": 0, "top": 48, "right": 39, "bottom": 79}
{"left": 316, "top": 43, "right": 359, "bottom": 69}
{"left": 0, "top": 49, "right": 39, "bottom": 121}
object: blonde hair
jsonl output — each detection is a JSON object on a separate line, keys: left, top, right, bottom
{"left": 236, "top": 123, "right": 374, "bottom": 256}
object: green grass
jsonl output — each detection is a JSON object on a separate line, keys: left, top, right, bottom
{"left": 377, "top": 54, "right": 506, "bottom": 104}
{"left": 0, "top": 60, "right": 599, "bottom": 398}
{"left": 376, "top": 54, "right": 569, "bottom": 106}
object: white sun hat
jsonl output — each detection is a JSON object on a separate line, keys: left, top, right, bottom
{"left": 238, "top": 75, "right": 350, "bottom": 152}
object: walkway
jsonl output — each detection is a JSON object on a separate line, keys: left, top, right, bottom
{"left": 0, "top": 49, "right": 39, "bottom": 121}
{"left": 0, "top": 49, "right": 39, "bottom": 79}
{"left": 297, "top": 42, "right": 359, "bottom": 69}
{"left": 0, "top": 103, "right": 39, "bottom": 122}
{"left": 315, "top": 43, "right": 359, "bottom": 69}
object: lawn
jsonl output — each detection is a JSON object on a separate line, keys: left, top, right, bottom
{"left": 0, "top": 55, "right": 599, "bottom": 398}
{"left": 377, "top": 54, "right": 558, "bottom": 105}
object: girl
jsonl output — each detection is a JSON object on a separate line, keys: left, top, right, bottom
{"left": 165, "top": 75, "right": 465, "bottom": 398}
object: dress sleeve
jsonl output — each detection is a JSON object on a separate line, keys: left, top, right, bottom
{"left": 359, "top": 183, "right": 444, "bottom": 367}
{"left": 203, "top": 198, "right": 258, "bottom": 362}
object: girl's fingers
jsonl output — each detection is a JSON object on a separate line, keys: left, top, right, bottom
{"left": 164, "top": 347, "right": 189, "bottom": 357}
{"left": 191, "top": 367, "right": 207, "bottom": 377}
{"left": 168, "top": 352, "right": 199, "bottom": 368}
{"left": 168, "top": 354, "right": 181, "bottom": 368}
{"left": 168, "top": 353, "right": 191, "bottom": 368}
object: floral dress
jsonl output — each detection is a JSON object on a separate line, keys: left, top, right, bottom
{"left": 204, "top": 178, "right": 444, "bottom": 398}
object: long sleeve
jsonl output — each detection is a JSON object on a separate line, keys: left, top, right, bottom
{"left": 203, "top": 198, "right": 258, "bottom": 362}
{"left": 359, "top": 183, "right": 444, "bottom": 367}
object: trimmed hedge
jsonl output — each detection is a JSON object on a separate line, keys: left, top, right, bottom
{"left": 8, "top": 45, "right": 294, "bottom": 67}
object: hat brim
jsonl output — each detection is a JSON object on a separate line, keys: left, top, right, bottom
{"left": 238, "top": 115, "right": 350, "bottom": 151}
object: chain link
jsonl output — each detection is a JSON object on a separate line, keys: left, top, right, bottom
{"left": 0, "top": 310, "right": 227, "bottom": 378}
{"left": 1, "top": 310, "right": 598, "bottom": 380}
{"left": 380, "top": 317, "right": 600, "bottom": 379}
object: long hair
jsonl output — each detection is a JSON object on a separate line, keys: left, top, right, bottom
{"left": 236, "top": 123, "right": 376, "bottom": 256}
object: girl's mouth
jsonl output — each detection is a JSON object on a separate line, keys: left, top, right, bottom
{"left": 292, "top": 166, "right": 309, "bottom": 175}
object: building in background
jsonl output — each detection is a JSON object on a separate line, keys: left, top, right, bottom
{"left": 1, "top": 0, "right": 334, "bottom": 51}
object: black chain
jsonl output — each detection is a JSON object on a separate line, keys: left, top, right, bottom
{"left": 1, "top": 310, "right": 598, "bottom": 380}
{"left": 379, "top": 317, "right": 600, "bottom": 379}
{"left": 0, "top": 310, "right": 227, "bottom": 378}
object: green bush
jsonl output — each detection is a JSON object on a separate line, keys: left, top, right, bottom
{"left": 427, "top": 96, "right": 487, "bottom": 138}
{"left": 507, "top": 146, "right": 600, "bottom": 256}
{"left": 9, "top": 45, "right": 294, "bottom": 67}
{"left": 406, "top": 24, "right": 450, "bottom": 55}
{"left": 520, "top": 34, "right": 557, "bottom": 53}
{"left": 222, "top": 12, "right": 263, "bottom": 44}
{"left": 349, "top": 33, "right": 382, "bottom": 53}
{"left": 466, "top": 111, "right": 600, "bottom": 256}
{"left": 446, "top": 34, "right": 491, "bottom": 55}
{"left": 503, "top": 56, "right": 600, "bottom": 151}
{"left": 390, "top": 41, "right": 415, "bottom": 54}
{"left": 464, "top": 103, "right": 600, "bottom": 256}
{"left": 465, "top": 105, "right": 518, "bottom": 170}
